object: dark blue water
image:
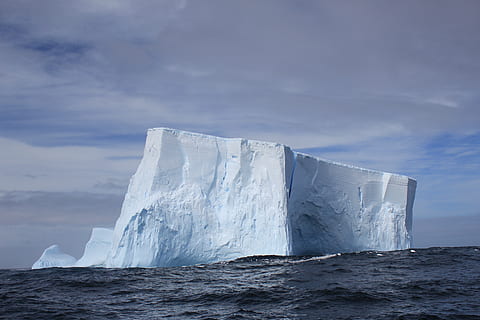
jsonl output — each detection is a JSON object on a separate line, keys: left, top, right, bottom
{"left": 1, "top": 247, "right": 479, "bottom": 319}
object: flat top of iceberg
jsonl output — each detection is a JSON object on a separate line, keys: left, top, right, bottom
{"left": 148, "top": 127, "right": 415, "bottom": 181}
{"left": 148, "top": 127, "right": 285, "bottom": 147}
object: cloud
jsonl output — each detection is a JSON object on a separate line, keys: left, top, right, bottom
{"left": 0, "top": 137, "right": 140, "bottom": 193}
{"left": 0, "top": 190, "right": 124, "bottom": 268}
{"left": 0, "top": 190, "right": 123, "bottom": 226}
{"left": 0, "top": 224, "right": 92, "bottom": 268}
{"left": 0, "top": 0, "right": 479, "bottom": 149}
{"left": 1, "top": 1, "right": 479, "bottom": 266}
{"left": 414, "top": 215, "right": 480, "bottom": 248}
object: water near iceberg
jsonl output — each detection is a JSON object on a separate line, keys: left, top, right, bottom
{"left": 2, "top": 247, "right": 479, "bottom": 320}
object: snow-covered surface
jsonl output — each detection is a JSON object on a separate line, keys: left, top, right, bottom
{"left": 32, "top": 245, "right": 77, "bottom": 269}
{"left": 32, "top": 128, "right": 416, "bottom": 269}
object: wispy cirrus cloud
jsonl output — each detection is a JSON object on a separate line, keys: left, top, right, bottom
{"left": 1, "top": 0, "right": 479, "bottom": 149}
{"left": 0, "top": 137, "right": 140, "bottom": 193}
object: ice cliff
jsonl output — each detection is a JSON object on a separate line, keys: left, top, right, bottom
{"left": 75, "top": 228, "right": 113, "bottom": 267}
{"left": 32, "top": 128, "right": 416, "bottom": 268}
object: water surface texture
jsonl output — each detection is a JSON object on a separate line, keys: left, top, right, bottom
{"left": 1, "top": 247, "right": 479, "bottom": 319}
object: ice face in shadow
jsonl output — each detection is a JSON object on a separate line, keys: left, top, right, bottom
{"left": 32, "top": 245, "right": 77, "bottom": 269}
{"left": 287, "top": 153, "right": 416, "bottom": 255}
{"left": 32, "top": 128, "right": 416, "bottom": 269}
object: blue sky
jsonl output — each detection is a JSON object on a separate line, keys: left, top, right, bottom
{"left": 0, "top": 0, "right": 479, "bottom": 268}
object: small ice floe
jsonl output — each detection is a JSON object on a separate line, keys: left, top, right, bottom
{"left": 376, "top": 253, "right": 384, "bottom": 256}
{"left": 410, "top": 249, "right": 416, "bottom": 253}
{"left": 289, "top": 253, "right": 341, "bottom": 264}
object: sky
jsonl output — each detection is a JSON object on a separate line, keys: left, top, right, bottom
{"left": 0, "top": 0, "right": 479, "bottom": 268}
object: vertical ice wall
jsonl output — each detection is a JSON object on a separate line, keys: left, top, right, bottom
{"left": 287, "top": 153, "right": 416, "bottom": 255}
{"left": 106, "top": 128, "right": 291, "bottom": 267}
{"left": 75, "top": 228, "right": 113, "bottom": 267}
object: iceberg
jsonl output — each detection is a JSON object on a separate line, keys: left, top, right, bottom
{"left": 32, "top": 229, "right": 113, "bottom": 269}
{"left": 32, "top": 245, "right": 77, "bottom": 269}
{"left": 32, "top": 128, "right": 416, "bottom": 269}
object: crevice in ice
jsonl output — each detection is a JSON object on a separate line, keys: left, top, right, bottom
{"left": 288, "top": 152, "right": 297, "bottom": 199}
{"left": 382, "top": 173, "right": 392, "bottom": 202}
{"left": 358, "top": 186, "right": 364, "bottom": 209}
{"left": 207, "top": 139, "right": 221, "bottom": 197}
{"left": 311, "top": 162, "right": 319, "bottom": 186}
{"left": 180, "top": 139, "right": 189, "bottom": 186}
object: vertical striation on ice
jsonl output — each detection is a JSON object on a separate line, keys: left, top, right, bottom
{"left": 32, "top": 127, "right": 416, "bottom": 269}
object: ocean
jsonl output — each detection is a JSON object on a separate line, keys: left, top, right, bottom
{"left": 1, "top": 247, "right": 479, "bottom": 320}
